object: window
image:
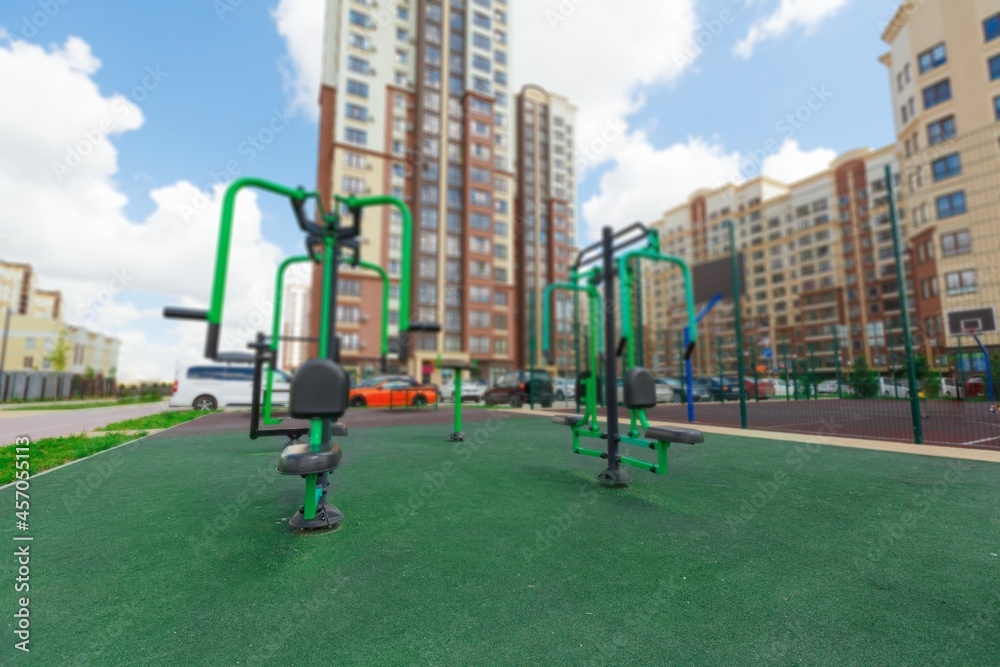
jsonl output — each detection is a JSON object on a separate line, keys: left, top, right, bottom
{"left": 941, "top": 230, "right": 971, "bottom": 257}
{"left": 345, "top": 103, "right": 368, "bottom": 121}
{"left": 927, "top": 116, "right": 956, "bottom": 145}
{"left": 349, "top": 10, "right": 371, "bottom": 29}
{"left": 931, "top": 153, "right": 961, "bottom": 181}
{"left": 936, "top": 191, "right": 967, "bottom": 219}
{"left": 945, "top": 270, "right": 977, "bottom": 296}
{"left": 494, "top": 338, "right": 508, "bottom": 355}
{"left": 991, "top": 54, "right": 1000, "bottom": 81}
{"left": 345, "top": 128, "right": 367, "bottom": 146}
{"left": 339, "top": 279, "right": 361, "bottom": 297}
{"left": 473, "top": 12, "right": 491, "bottom": 29}
{"left": 922, "top": 79, "right": 951, "bottom": 109}
{"left": 347, "top": 56, "right": 370, "bottom": 74}
{"left": 918, "top": 43, "right": 947, "bottom": 73}
{"left": 346, "top": 79, "right": 369, "bottom": 98}
{"left": 985, "top": 13, "right": 1000, "bottom": 42}
{"left": 995, "top": 95, "right": 1000, "bottom": 121}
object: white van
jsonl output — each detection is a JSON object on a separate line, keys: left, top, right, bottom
{"left": 170, "top": 363, "right": 291, "bottom": 411}
{"left": 878, "top": 377, "right": 909, "bottom": 398}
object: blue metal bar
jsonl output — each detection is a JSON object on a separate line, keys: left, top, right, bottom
{"left": 684, "top": 292, "right": 724, "bottom": 423}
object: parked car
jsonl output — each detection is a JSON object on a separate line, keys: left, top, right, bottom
{"left": 817, "top": 380, "right": 840, "bottom": 394}
{"left": 769, "top": 378, "right": 792, "bottom": 398}
{"left": 694, "top": 377, "right": 741, "bottom": 402}
{"left": 170, "top": 362, "right": 290, "bottom": 411}
{"left": 940, "top": 377, "right": 959, "bottom": 398}
{"left": 878, "top": 377, "right": 909, "bottom": 398}
{"left": 740, "top": 377, "right": 776, "bottom": 400}
{"left": 614, "top": 377, "right": 673, "bottom": 404}
{"left": 439, "top": 378, "right": 486, "bottom": 403}
{"left": 656, "top": 378, "right": 710, "bottom": 403}
{"left": 484, "top": 370, "right": 555, "bottom": 408}
{"left": 553, "top": 377, "right": 576, "bottom": 401}
{"left": 348, "top": 375, "right": 438, "bottom": 408}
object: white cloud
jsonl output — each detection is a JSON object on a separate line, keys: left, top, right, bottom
{"left": 271, "top": 0, "right": 325, "bottom": 121}
{"left": 512, "top": 0, "right": 701, "bottom": 171}
{"left": 581, "top": 136, "right": 836, "bottom": 237}
{"left": 582, "top": 135, "right": 742, "bottom": 238}
{"left": 0, "top": 35, "right": 285, "bottom": 382}
{"left": 760, "top": 139, "right": 836, "bottom": 184}
{"left": 735, "top": 0, "right": 850, "bottom": 59}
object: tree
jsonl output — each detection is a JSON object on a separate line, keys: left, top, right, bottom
{"left": 44, "top": 331, "right": 70, "bottom": 372}
{"left": 849, "top": 357, "right": 879, "bottom": 398}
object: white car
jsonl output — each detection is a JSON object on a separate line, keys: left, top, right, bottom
{"left": 769, "top": 379, "right": 792, "bottom": 398}
{"left": 170, "top": 363, "right": 290, "bottom": 411}
{"left": 553, "top": 378, "right": 576, "bottom": 401}
{"left": 940, "top": 377, "right": 959, "bottom": 398}
{"left": 878, "top": 377, "right": 909, "bottom": 398}
{"left": 438, "top": 378, "right": 485, "bottom": 403}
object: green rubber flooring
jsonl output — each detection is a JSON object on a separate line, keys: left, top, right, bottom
{"left": 2, "top": 413, "right": 999, "bottom": 666}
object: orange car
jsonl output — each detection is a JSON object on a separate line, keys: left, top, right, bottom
{"left": 348, "top": 376, "right": 439, "bottom": 408}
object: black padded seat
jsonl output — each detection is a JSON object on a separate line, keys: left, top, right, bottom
{"left": 576, "top": 371, "right": 603, "bottom": 403}
{"left": 623, "top": 368, "right": 657, "bottom": 409}
{"left": 277, "top": 442, "right": 343, "bottom": 475}
{"left": 552, "top": 414, "right": 587, "bottom": 427}
{"left": 645, "top": 427, "right": 703, "bottom": 445}
{"left": 289, "top": 358, "right": 348, "bottom": 419}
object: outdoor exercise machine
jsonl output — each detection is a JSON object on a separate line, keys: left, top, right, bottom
{"left": 542, "top": 267, "right": 605, "bottom": 452}
{"left": 164, "top": 177, "right": 438, "bottom": 529}
{"left": 552, "top": 223, "right": 704, "bottom": 486}
{"left": 437, "top": 356, "right": 474, "bottom": 441}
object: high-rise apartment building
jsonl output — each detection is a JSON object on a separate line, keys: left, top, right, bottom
{"left": 881, "top": 0, "right": 1000, "bottom": 368}
{"left": 316, "top": 0, "right": 517, "bottom": 384}
{"left": 645, "top": 146, "right": 912, "bottom": 378}
{"left": 514, "top": 85, "right": 577, "bottom": 368}
{"left": 281, "top": 283, "right": 311, "bottom": 372}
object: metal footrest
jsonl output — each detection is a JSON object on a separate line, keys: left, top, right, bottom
{"left": 552, "top": 414, "right": 587, "bottom": 427}
{"left": 644, "top": 427, "right": 703, "bottom": 445}
{"left": 277, "top": 443, "right": 343, "bottom": 476}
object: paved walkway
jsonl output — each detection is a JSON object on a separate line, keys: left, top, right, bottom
{"left": 0, "top": 400, "right": 168, "bottom": 445}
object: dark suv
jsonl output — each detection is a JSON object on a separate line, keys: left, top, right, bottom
{"left": 694, "top": 377, "right": 742, "bottom": 402}
{"left": 484, "top": 370, "right": 555, "bottom": 408}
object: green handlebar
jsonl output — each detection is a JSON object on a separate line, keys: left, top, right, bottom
{"left": 210, "top": 178, "right": 317, "bottom": 328}
{"left": 336, "top": 194, "right": 413, "bottom": 334}
{"left": 340, "top": 257, "right": 390, "bottom": 357}
{"left": 617, "top": 232, "right": 698, "bottom": 370}
{"left": 263, "top": 255, "right": 313, "bottom": 425}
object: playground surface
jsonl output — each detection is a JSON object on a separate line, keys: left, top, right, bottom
{"left": 3, "top": 410, "right": 999, "bottom": 665}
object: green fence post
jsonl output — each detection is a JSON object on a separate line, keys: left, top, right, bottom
{"left": 792, "top": 353, "right": 799, "bottom": 401}
{"left": 835, "top": 328, "right": 843, "bottom": 399}
{"left": 957, "top": 335, "right": 966, "bottom": 399}
{"left": 717, "top": 335, "right": 725, "bottom": 404}
{"left": 809, "top": 343, "right": 817, "bottom": 400}
{"left": 783, "top": 344, "right": 790, "bottom": 402}
{"left": 529, "top": 289, "right": 536, "bottom": 410}
{"left": 886, "top": 164, "right": 922, "bottom": 444}
{"left": 752, "top": 339, "right": 759, "bottom": 403}
{"left": 728, "top": 221, "right": 747, "bottom": 428}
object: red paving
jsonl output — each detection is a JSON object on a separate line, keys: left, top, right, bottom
{"left": 553, "top": 398, "right": 1000, "bottom": 450}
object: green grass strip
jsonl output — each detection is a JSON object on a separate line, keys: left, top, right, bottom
{"left": 9, "top": 395, "right": 164, "bottom": 411}
{"left": 0, "top": 431, "right": 143, "bottom": 485}
{"left": 96, "top": 410, "right": 204, "bottom": 432}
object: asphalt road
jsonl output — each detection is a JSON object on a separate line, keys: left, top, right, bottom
{"left": 0, "top": 400, "right": 169, "bottom": 445}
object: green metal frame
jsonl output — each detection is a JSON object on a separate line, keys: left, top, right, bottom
{"left": 195, "top": 180, "right": 422, "bottom": 525}
{"left": 542, "top": 269, "right": 605, "bottom": 455}
{"left": 263, "top": 255, "right": 314, "bottom": 426}
{"left": 615, "top": 229, "right": 699, "bottom": 476}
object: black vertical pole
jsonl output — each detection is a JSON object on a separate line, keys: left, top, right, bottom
{"left": 600, "top": 226, "right": 628, "bottom": 486}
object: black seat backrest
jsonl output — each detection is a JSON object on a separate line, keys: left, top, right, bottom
{"left": 290, "top": 358, "right": 349, "bottom": 420}
{"left": 623, "top": 368, "right": 657, "bottom": 409}
{"left": 576, "top": 371, "right": 603, "bottom": 403}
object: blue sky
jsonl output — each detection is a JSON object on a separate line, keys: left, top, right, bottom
{"left": 0, "top": 0, "right": 907, "bottom": 379}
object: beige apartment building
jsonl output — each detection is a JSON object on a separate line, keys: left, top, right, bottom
{"left": 0, "top": 261, "right": 119, "bottom": 376}
{"left": 315, "top": 0, "right": 519, "bottom": 384}
{"left": 514, "top": 85, "right": 578, "bottom": 368}
{"left": 645, "top": 145, "right": 921, "bottom": 378}
{"left": 281, "top": 283, "right": 311, "bottom": 372}
{"left": 882, "top": 0, "right": 1000, "bottom": 371}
